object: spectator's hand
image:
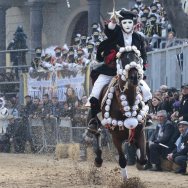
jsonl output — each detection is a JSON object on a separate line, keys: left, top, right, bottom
{"left": 179, "top": 116, "right": 183, "bottom": 121}
{"left": 167, "top": 153, "right": 173, "bottom": 161}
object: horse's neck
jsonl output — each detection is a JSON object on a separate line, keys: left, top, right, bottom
{"left": 125, "top": 85, "right": 137, "bottom": 107}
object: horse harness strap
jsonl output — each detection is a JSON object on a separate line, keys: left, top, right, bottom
{"left": 100, "top": 75, "right": 118, "bottom": 109}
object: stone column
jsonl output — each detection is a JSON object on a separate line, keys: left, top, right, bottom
{"left": 87, "top": 0, "right": 101, "bottom": 35}
{"left": 0, "top": 6, "right": 7, "bottom": 68}
{"left": 28, "top": 1, "right": 43, "bottom": 51}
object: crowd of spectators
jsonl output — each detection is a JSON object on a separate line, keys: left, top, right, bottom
{"left": 126, "top": 83, "right": 188, "bottom": 175}
{"left": 0, "top": 91, "right": 88, "bottom": 154}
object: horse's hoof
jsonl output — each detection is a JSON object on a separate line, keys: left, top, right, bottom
{"left": 94, "top": 158, "right": 103, "bottom": 168}
{"left": 136, "top": 163, "right": 145, "bottom": 170}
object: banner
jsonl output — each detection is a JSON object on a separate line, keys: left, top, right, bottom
{"left": 27, "top": 66, "right": 89, "bottom": 101}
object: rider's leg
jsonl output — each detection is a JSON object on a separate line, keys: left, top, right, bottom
{"left": 139, "top": 80, "right": 152, "bottom": 103}
{"left": 88, "top": 74, "right": 113, "bottom": 132}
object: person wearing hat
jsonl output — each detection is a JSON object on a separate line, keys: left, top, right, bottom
{"left": 76, "top": 49, "right": 90, "bottom": 66}
{"left": 105, "top": 8, "right": 148, "bottom": 69}
{"left": 105, "top": 8, "right": 152, "bottom": 102}
{"left": 61, "top": 48, "right": 69, "bottom": 62}
{"left": 30, "top": 47, "right": 43, "bottom": 72}
{"left": 81, "top": 35, "right": 87, "bottom": 47}
{"left": 74, "top": 35, "right": 80, "bottom": 47}
{"left": 134, "top": 0, "right": 144, "bottom": 11}
{"left": 167, "top": 121, "right": 188, "bottom": 174}
{"left": 67, "top": 47, "right": 75, "bottom": 64}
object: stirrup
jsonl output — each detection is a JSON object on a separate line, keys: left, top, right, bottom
{"left": 87, "top": 118, "right": 101, "bottom": 135}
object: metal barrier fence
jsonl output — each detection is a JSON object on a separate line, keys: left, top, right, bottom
{"left": 146, "top": 44, "right": 188, "bottom": 92}
{"left": 29, "top": 117, "right": 87, "bottom": 152}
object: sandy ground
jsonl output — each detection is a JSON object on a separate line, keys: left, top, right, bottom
{"left": 0, "top": 153, "right": 187, "bottom": 188}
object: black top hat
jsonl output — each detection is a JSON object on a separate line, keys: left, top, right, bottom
{"left": 54, "top": 46, "right": 61, "bottom": 53}
{"left": 87, "top": 43, "right": 94, "bottom": 49}
{"left": 81, "top": 35, "right": 87, "bottom": 40}
{"left": 150, "top": 3, "right": 157, "bottom": 11}
{"left": 74, "top": 36, "right": 80, "bottom": 42}
{"left": 96, "top": 39, "right": 118, "bottom": 62}
{"left": 141, "top": 15, "right": 147, "bottom": 22}
{"left": 119, "top": 9, "right": 137, "bottom": 22}
{"left": 91, "top": 23, "right": 98, "bottom": 29}
{"left": 149, "top": 14, "right": 157, "bottom": 21}
{"left": 35, "top": 47, "right": 42, "bottom": 54}
{"left": 131, "top": 7, "right": 139, "bottom": 14}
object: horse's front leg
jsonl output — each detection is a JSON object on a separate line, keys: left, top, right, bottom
{"left": 112, "top": 135, "right": 128, "bottom": 180}
{"left": 94, "top": 133, "right": 103, "bottom": 167}
{"left": 135, "top": 128, "right": 147, "bottom": 170}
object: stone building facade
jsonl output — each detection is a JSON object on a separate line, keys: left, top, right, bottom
{"left": 0, "top": 0, "right": 136, "bottom": 66}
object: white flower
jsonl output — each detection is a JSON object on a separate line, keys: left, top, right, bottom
{"left": 126, "top": 46, "right": 132, "bottom": 51}
{"left": 112, "top": 119, "right": 118, "bottom": 126}
{"left": 132, "top": 45, "right": 137, "bottom": 51}
{"left": 135, "top": 99, "right": 140, "bottom": 105}
{"left": 132, "top": 111, "right": 137, "bottom": 116}
{"left": 130, "top": 61, "right": 137, "bottom": 67}
{"left": 108, "top": 93, "right": 113, "bottom": 99}
{"left": 121, "top": 100, "right": 128, "bottom": 106}
{"left": 104, "top": 112, "right": 109, "bottom": 118}
{"left": 107, "top": 117, "right": 112, "bottom": 124}
{"left": 136, "top": 94, "right": 142, "bottom": 101}
{"left": 125, "top": 111, "right": 131, "bottom": 117}
{"left": 101, "top": 118, "right": 107, "bottom": 125}
{"left": 105, "top": 105, "right": 110, "bottom": 111}
{"left": 118, "top": 121, "right": 123, "bottom": 126}
{"left": 137, "top": 115, "right": 143, "bottom": 122}
{"left": 120, "top": 94, "right": 126, "bottom": 101}
{"left": 135, "top": 49, "right": 141, "bottom": 56}
{"left": 110, "top": 87, "right": 115, "bottom": 93}
{"left": 132, "top": 105, "right": 138, "bottom": 111}
{"left": 125, "top": 64, "right": 130, "bottom": 70}
{"left": 124, "top": 106, "right": 130, "bottom": 111}
{"left": 119, "top": 47, "right": 125, "bottom": 53}
{"left": 106, "top": 99, "right": 112, "bottom": 105}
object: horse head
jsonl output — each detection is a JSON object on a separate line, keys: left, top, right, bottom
{"left": 116, "top": 46, "right": 144, "bottom": 88}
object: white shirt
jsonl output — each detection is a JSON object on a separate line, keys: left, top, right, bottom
{"left": 122, "top": 32, "right": 133, "bottom": 46}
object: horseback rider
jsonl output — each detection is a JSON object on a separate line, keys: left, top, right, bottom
{"left": 87, "top": 9, "right": 152, "bottom": 133}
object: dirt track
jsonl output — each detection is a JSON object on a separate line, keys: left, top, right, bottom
{"left": 0, "top": 153, "right": 187, "bottom": 188}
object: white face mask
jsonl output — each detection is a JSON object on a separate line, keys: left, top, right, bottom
{"left": 121, "top": 19, "right": 134, "bottom": 34}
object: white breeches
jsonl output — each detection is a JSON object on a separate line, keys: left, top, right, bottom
{"left": 139, "top": 80, "right": 152, "bottom": 102}
{"left": 90, "top": 74, "right": 113, "bottom": 99}
{"left": 89, "top": 75, "right": 152, "bottom": 102}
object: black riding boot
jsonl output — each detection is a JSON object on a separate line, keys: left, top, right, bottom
{"left": 88, "top": 97, "right": 101, "bottom": 134}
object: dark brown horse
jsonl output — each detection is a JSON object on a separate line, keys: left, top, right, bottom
{"left": 93, "top": 49, "right": 148, "bottom": 179}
